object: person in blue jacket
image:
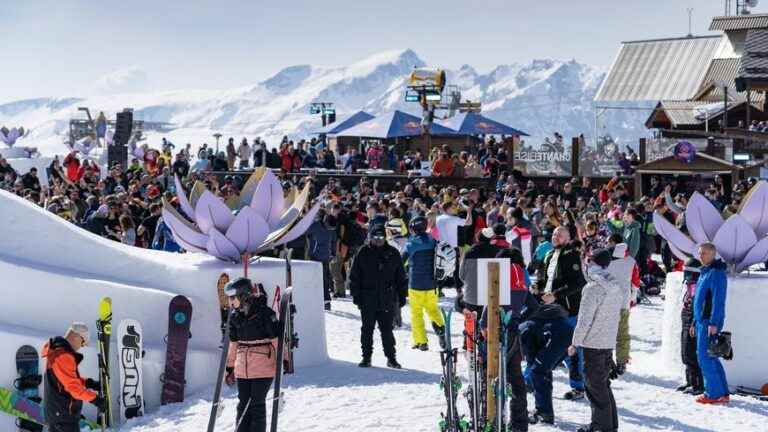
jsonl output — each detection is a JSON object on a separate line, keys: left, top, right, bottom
{"left": 402, "top": 215, "right": 445, "bottom": 351}
{"left": 693, "top": 242, "right": 729, "bottom": 405}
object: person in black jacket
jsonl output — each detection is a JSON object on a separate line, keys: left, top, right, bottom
{"left": 224, "top": 278, "right": 280, "bottom": 432}
{"left": 534, "top": 226, "right": 587, "bottom": 400}
{"left": 678, "top": 258, "right": 704, "bottom": 395}
{"left": 349, "top": 225, "right": 407, "bottom": 369}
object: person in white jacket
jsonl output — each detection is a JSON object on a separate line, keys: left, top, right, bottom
{"left": 570, "top": 248, "right": 623, "bottom": 432}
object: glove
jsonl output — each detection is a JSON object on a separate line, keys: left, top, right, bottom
{"left": 225, "top": 367, "right": 235, "bottom": 387}
{"left": 85, "top": 378, "right": 100, "bottom": 391}
{"left": 90, "top": 396, "right": 105, "bottom": 412}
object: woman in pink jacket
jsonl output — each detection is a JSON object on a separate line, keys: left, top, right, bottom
{"left": 224, "top": 278, "right": 280, "bottom": 432}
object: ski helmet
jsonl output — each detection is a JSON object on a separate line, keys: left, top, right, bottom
{"left": 224, "top": 277, "right": 253, "bottom": 300}
{"left": 409, "top": 216, "right": 427, "bottom": 235}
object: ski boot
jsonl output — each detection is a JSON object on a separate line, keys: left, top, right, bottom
{"left": 528, "top": 410, "right": 554, "bottom": 425}
{"left": 433, "top": 322, "right": 447, "bottom": 349}
{"left": 564, "top": 389, "right": 585, "bottom": 401}
{"left": 358, "top": 356, "right": 371, "bottom": 368}
{"left": 412, "top": 343, "right": 429, "bottom": 351}
{"left": 386, "top": 357, "right": 402, "bottom": 369}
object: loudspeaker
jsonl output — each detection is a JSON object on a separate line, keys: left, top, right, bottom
{"left": 113, "top": 110, "right": 133, "bottom": 146}
{"left": 107, "top": 144, "right": 128, "bottom": 170}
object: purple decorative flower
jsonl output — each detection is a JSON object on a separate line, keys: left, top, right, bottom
{"left": 161, "top": 167, "right": 321, "bottom": 262}
{"left": 0, "top": 127, "right": 27, "bottom": 147}
{"left": 653, "top": 181, "right": 768, "bottom": 272}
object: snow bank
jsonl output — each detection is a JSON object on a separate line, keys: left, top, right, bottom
{"left": 661, "top": 271, "right": 768, "bottom": 390}
{"left": 0, "top": 190, "right": 328, "bottom": 429}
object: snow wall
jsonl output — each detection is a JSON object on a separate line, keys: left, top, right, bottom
{"left": 662, "top": 271, "right": 768, "bottom": 390}
{"left": 0, "top": 190, "right": 328, "bottom": 428}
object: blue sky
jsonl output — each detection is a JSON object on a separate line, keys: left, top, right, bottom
{"left": 1, "top": 0, "right": 748, "bottom": 103}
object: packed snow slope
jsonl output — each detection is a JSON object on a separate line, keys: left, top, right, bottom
{"left": 0, "top": 49, "right": 649, "bottom": 156}
{"left": 0, "top": 190, "right": 328, "bottom": 430}
{"left": 121, "top": 292, "right": 768, "bottom": 432}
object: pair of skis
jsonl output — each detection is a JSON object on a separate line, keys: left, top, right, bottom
{"left": 461, "top": 309, "right": 514, "bottom": 432}
{"left": 206, "top": 249, "right": 297, "bottom": 432}
{"left": 439, "top": 308, "right": 470, "bottom": 432}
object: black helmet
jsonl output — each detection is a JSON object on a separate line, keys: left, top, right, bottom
{"left": 707, "top": 331, "right": 733, "bottom": 359}
{"left": 409, "top": 216, "right": 427, "bottom": 235}
{"left": 224, "top": 277, "right": 252, "bottom": 299}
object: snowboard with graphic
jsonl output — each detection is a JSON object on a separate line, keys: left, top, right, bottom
{"left": 161, "top": 295, "right": 193, "bottom": 405}
{"left": 117, "top": 319, "right": 144, "bottom": 423}
{"left": 14, "top": 346, "right": 42, "bottom": 432}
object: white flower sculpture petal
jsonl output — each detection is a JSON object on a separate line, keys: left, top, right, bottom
{"left": 739, "top": 181, "right": 768, "bottom": 238}
{"left": 162, "top": 172, "right": 319, "bottom": 262}
{"left": 652, "top": 212, "right": 696, "bottom": 259}
{"left": 685, "top": 192, "right": 723, "bottom": 243}
{"left": 737, "top": 237, "right": 768, "bottom": 273}
{"left": 655, "top": 180, "right": 768, "bottom": 273}
{"left": 712, "top": 215, "right": 757, "bottom": 264}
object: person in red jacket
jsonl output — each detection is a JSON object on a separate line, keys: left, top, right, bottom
{"left": 62, "top": 151, "right": 82, "bottom": 183}
{"left": 42, "top": 322, "right": 103, "bottom": 432}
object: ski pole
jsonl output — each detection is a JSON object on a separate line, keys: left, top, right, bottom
{"left": 234, "top": 398, "right": 252, "bottom": 431}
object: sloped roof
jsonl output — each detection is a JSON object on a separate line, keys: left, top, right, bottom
{"left": 646, "top": 101, "right": 710, "bottom": 128}
{"left": 738, "top": 29, "right": 768, "bottom": 80}
{"left": 314, "top": 110, "right": 375, "bottom": 135}
{"left": 693, "top": 58, "right": 764, "bottom": 102}
{"left": 334, "top": 110, "right": 457, "bottom": 139}
{"left": 441, "top": 112, "right": 529, "bottom": 136}
{"left": 595, "top": 36, "right": 722, "bottom": 102}
{"left": 710, "top": 14, "right": 768, "bottom": 31}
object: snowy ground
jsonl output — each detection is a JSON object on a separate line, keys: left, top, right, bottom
{"left": 122, "top": 291, "right": 768, "bottom": 432}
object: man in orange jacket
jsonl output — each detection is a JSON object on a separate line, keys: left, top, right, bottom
{"left": 42, "top": 322, "right": 103, "bottom": 432}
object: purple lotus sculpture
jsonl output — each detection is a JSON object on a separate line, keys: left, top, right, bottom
{"left": 161, "top": 167, "right": 321, "bottom": 262}
{"left": 653, "top": 181, "right": 768, "bottom": 272}
{"left": 0, "top": 127, "right": 27, "bottom": 147}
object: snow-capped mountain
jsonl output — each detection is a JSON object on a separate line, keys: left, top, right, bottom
{"left": 0, "top": 49, "right": 649, "bottom": 156}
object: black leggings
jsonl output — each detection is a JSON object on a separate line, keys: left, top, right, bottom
{"left": 236, "top": 377, "right": 274, "bottom": 432}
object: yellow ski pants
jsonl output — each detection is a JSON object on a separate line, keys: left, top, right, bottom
{"left": 408, "top": 288, "right": 445, "bottom": 345}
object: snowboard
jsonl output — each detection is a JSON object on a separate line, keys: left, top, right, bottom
{"left": 206, "top": 274, "right": 232, "bottom": 432}
{"left": 96, "top": 296, "right": 114, "bottom": 429}
{"left": 736, "top": 385, "right": 768, "bottom": 401}
{"left": 161, "top": 295, "right": 193, "bottom": 405}
{"left": 14, "top": 346, "right": 42, "bottom": 432}
{"left": 270, "top": 248, "right": 295, "bottom": 432}
{"left": 117, "top": 319, "right": 144, "bottom": 423}
{"left": 0, "top": 387, "right": 99, "bottom": 430}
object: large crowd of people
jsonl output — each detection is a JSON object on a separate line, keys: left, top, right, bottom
{"left": 1, "top": 134, "right": 743, "bottom": 432}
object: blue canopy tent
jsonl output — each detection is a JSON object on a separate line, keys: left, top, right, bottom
{"left": 442, "top": 112, "right": 529, "bottom": 136}
{"left": 335, "top": 110, "right": 457, "bottom": 138}
{"left": 314, "top": 110, "right": 375, "bottom": 135}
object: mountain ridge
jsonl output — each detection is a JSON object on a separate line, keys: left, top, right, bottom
{"left": 0, "top": 49, "right": 649, "bottom": 156}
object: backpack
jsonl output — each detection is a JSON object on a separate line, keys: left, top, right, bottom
{"left": 434, "top": 241, "right": 457, "bottom": 281}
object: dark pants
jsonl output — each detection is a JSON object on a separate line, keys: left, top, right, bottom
{"left": 360, "top": 307, "right": 396, "bottom": 359}
{"left": 506, "top": 339, "right": 528, "bottom": 431}
{"left": 49, "top": 421, "right": 78, "bottom": 432}
{"left": 236, "top": 377, "right": 274, "bottom": 432}
{"left": 320, "top": 260, "right": 332, "bottom": 302}
{"left": 583, "top": 348, "right": 618, "bottom": 432}
{"left": 528, "top": 342, "right": 565, "bottom": 418}
{"left": 681, "top": 319, "right": 703, "bottom": 391}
